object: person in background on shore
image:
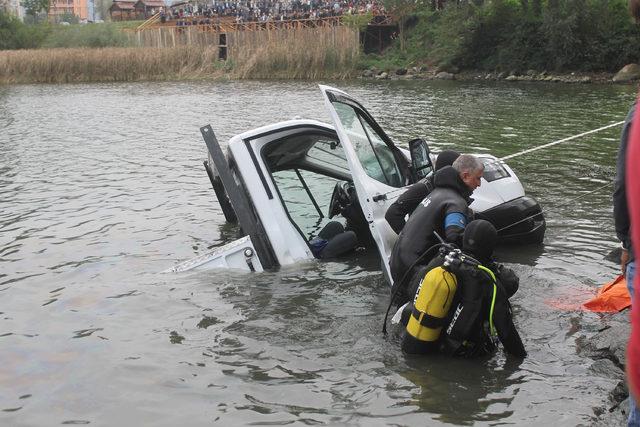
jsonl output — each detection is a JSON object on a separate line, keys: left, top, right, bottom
{"left": 385, "top": 149, "right": 460, "bottom": 234}
{"left": 614, "top": 94, "right": 639, "bottom": 427}
{"left": 614, "top": 102, "right": 636, "bottom": 298}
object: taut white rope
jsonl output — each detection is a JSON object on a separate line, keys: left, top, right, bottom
{"left": 499, "top": 120, "right": 625, "bottom": 161}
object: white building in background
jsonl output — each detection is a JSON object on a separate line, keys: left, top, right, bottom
{"left": 87, "top": 0, "right": 95, "bottom": 20}
{"left": 2, "top": 0, "right": 25, "bottom": 19}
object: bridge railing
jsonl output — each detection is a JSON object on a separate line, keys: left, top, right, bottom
{"left": 136, "top": 12, "right": 162, "bottom": 31}
{"left": 135, "top": 14, "right": 394, "bottom": 33}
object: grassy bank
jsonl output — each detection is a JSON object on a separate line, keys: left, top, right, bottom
{"left": 0, "top": 27, "right": 360, "bottom": 84}
{"left": 1, "top": 13, "right": 135, "bottom": 50}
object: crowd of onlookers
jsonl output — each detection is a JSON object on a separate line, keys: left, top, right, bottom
{"left": 160, "top": 0, "right": 385, "bottom": 25}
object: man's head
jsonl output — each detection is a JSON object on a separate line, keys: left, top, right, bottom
{"left": 452, "top": 154, "right": 484, "bottom": 191}
{"left": 435, "top": 149, "right": 461, "bottom": 171}
{"left": 463, "top": 219, "right": 497, "bottom": 263}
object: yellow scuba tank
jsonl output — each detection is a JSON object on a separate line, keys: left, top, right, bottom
{"left": 405, "top": 266, "right": 458, "bottom": 343}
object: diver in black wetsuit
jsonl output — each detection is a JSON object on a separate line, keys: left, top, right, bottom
{"left": 441, "top": 219, "right": 525, "bottom": 358}
{"left": 385, "top": 149, "right": 460, "bottom": 234}
{"left": 389, "top": 154, "right": 483, "bottom": 303}
{"left": 400, "top": 219, "right": 526, "bottom": 358}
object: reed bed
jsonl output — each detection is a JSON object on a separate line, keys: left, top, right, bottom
{"left": 0, "top": 46, "right": 225, "bottom": 84}
{"left": 231, "top": 26, "right": 360, "bottom": 79}
{"left": 0, "top": 26, "right": 360, "bottom": 83}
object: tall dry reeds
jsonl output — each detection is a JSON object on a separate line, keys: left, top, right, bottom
{"left": 0, "top": 46, "right": 225, "bottom": 84}
{"left": 230, "top": 26, "right": 360, "bottom": 79}
{"left": 0, "top": 26, "right": 361, "bottom": 84}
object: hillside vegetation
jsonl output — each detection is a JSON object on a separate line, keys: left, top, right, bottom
{"left": 2, "top": 0, "right": 640, "bottom": 80}
{"left": 370, "top": 0, "right": 640, "bottom": 72}
{"left": 0, "top": 13, "right": 133, "bottom": 50}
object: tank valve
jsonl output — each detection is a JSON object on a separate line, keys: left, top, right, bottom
{"left": 443, "top": 249, "right": 462, "bottom": 270}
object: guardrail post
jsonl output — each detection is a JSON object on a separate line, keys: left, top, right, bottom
{"left": 219, "top": 33, "right": 227, "bottom": 60}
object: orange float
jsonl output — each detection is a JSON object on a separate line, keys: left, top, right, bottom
{"left": 583, "top": 275, "right": 631, "bottom": 313}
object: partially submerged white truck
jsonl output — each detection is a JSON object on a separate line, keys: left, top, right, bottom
{"left": 167, "top": 85, "right": 545, "bottom": 279}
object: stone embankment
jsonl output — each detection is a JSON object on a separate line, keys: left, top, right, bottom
{"left": 360, "top": 63, "right": 640, "bottom": 85}
{"left": 576, "top": 312, "right": 632, "bottom": 425}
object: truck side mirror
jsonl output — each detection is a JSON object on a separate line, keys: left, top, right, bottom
{"left": 408, "top": 138, "right": 433, "bottom": 182}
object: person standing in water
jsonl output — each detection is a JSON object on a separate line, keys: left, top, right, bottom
{"left": 388, "top": 154, "right": 484, "bottom": 302}
{"left": 385, "top": 149, "right": 461, "bottom": 234}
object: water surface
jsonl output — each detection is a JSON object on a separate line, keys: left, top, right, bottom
{"left": 0, "top": 80, "right": 634, "bottom": 425}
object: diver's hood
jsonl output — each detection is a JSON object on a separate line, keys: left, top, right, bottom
{"left": 434, "top": 166, "right": 473, "bottom": 201}
{"left": 435, "top": 150, "right": 460, "bottom": 171}
{"left": 463, "top": 219, "right": 497, "bottom": 263}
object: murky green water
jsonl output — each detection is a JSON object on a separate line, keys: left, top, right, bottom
{"left": 0, "top": 79, "right": 635, "bottom": 425}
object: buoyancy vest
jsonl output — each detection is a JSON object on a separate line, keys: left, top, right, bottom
{"left": 402, "top": 266, "right": 458, "bottom": 354}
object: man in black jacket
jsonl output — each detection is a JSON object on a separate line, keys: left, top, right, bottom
{"left": 614, "top": 103, "right": 636, "bottom": 295}
{"left": 613, "top": 102, "right": 640, "bottom": 427}
{"left": 385, "top": 149, "right": 461, "bottom": 234}
{"left": 389, "top": 154, "right": 484, "bottom": 294}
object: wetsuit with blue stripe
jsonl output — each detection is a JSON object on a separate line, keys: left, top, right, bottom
{"left": 389, "top": 165, "right": 473, "bottom": 290}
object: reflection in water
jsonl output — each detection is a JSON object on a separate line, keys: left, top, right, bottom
{"left": 400, "top": 356, "right": 524, "bottom": 424}
{"left": 0, "top": 80, "right": 632, "bottom": 425}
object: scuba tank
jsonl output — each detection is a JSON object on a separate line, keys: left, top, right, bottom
{"left": 402, "top": 263, "right": 458, "bottom": 354}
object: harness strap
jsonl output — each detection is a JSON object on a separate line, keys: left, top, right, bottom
{"left": 411, "top": 306, "right": 447, "bottom": 328}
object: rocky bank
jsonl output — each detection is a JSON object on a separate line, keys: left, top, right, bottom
{"left": 575, "top": 311, "right": 633, "bottom": 425}
{"left": 360, "top": 63, "right": 640, "bottom": 85}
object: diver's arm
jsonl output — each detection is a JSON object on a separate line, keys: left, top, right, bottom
{"left": 495, "top": 264, "right": 520, "bottom": 299}
{"left": 385, "top": 182, "right": 430, "bottom": 234}
{"left": 443, "top": 212, "right": 466, "bottom": 246}
{"left": 385, "top": 203, "right": 407, "bottom": 235}
{"left": 442, "top": 195, "right": 470, "bottom": 247}
{"left": 496, "top": 315, "right": 526, "bottom": 358}
{"left": 492, "top": 290, "right": 527, "bottom": 358}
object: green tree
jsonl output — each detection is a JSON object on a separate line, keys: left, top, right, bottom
{"left": 342, "top": 11, "right": 373, "bottom": 31}
{"left": 0, "top": 11, "right": 22, "bottom": 49}
{"left": 58, "top": 10, "right": 79, "bottom": 23}
{"left": 383, "top": 0, "right": 419, "bottom": 51}
{"left": 21, "top": 0, "right": 49, "bottom": 21}
{"left": 0, "top": 10, "right": 49, "bottom": 49}
{"left": 531, "top": 0, "right": 541, "bottom": 16}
